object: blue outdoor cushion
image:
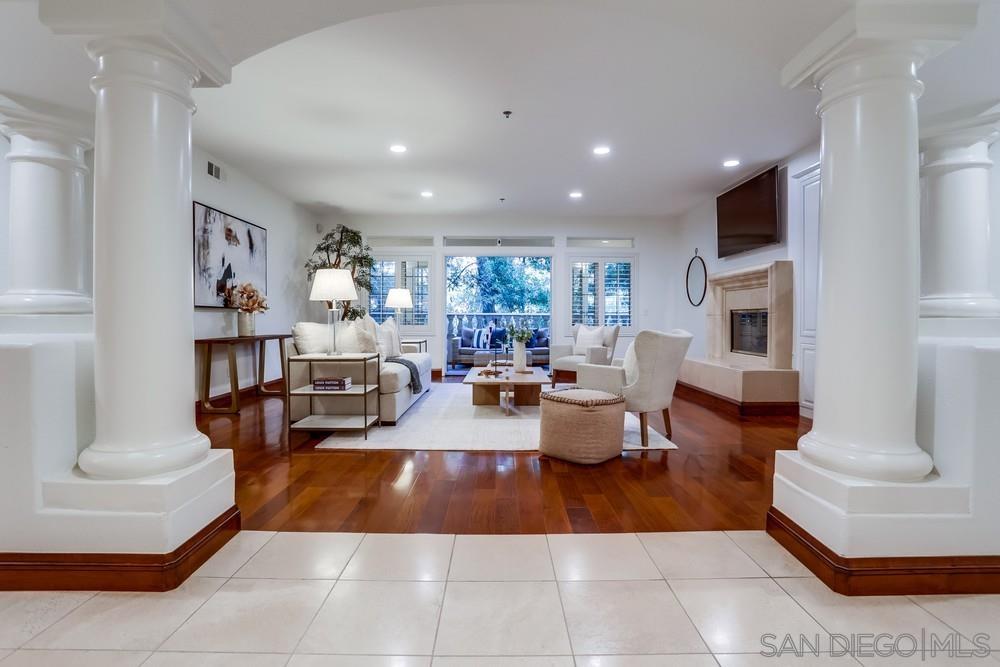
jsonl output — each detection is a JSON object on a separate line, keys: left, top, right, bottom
{"left": 461, "top": 326, "right": 475, "bottom": 348}
{"left": 531, "top": 328, "right": 550, "bottom": 348}
{"left": 490, "top": 327, "right": 507, "bottom": 348}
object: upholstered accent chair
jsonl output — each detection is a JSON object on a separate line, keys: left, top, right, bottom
{"left": 549, "top": 324, "right": 621, "bottom": 387}
{"left": 576, "top": 329, "right": 692, "bottom": 445}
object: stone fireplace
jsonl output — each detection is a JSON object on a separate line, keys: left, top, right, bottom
{"left": 679, "top": 260, "right": 798, "bottom": 414}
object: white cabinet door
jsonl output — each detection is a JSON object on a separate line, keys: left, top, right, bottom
{"left": 796, "top": 167, "right": 821, "bottom": 416}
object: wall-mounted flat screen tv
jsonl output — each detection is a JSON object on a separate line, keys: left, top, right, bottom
{"left": 716, "top": 166, "right": 779, "bottom": 258}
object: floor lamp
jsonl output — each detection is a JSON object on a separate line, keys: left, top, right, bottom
{"left": 385, "top": 288, "right": 413, "bottom": 323}
{"left": 309, "top": 268, "right": 358, "bottom": 356}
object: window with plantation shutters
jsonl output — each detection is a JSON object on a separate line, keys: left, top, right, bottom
{"left": 569, "top": 257, "right": 635, "bottom": 333}
{"left": 398, "top": 259, "right": 430, "bottom": 327}
{"left": 571, "top": 261, "right": 598, "bottom": 326}
{"left": 603, "top": 261, "right": 632, "bottom": 327}
{"left": 368, "top": 260, "right": 395, "bottom": 324}
{"left": 368, "top": 256, "right": 431, "bottom": 330}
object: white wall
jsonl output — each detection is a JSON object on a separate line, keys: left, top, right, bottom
{"left": 192, "top": 147, "right": 317, "bottom": 398}
{"left": 666, "top": 145, "right": 821, "bottom": 363}
{"left": 313, "top": 213, "right": 675, "bottom": 369}
{"left": 991, "top": 140, "right": 1000, "bottom": 300}
{"left": 0, "top": 135, "right": 9, "bottom": 293}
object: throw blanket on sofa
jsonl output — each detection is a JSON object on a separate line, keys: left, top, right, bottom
{"left": 386, "top": 356, "right": 423, "bottom": 394}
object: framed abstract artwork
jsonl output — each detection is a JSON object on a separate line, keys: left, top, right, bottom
{"left": 193, "top": 201, "right": 268, "bottom": 308}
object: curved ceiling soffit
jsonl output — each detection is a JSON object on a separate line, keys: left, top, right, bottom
{"left": 187, "top": 0, "right": 836, "bottom": 70}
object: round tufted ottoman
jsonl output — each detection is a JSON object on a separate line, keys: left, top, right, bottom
{"left": 539, "top": 388, "right": 626, "bottom": 464}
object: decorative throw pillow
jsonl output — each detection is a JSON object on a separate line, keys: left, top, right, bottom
{"left": 335, "top": 320, "right": 361, "bottom": 353}
{"left": 490, "top": 327, "right": 507, "bottom": 348}
{"left": 380, "top": 317, "right": 403, "bottom": 357}
{"left": 460, "top": 327, "right": 475, "bottom": 348}
{"left": 359, "top": 314, "right": 379, "bottom": 343}
{"left": 574, "top": 325, "right": 606, "bottom": 355}
{"left": 354, "top": 327, "right": 378, "bottom": 353}
{"left": 531, "top": 328, "right": 550, "bottom": 348}
{"left": 292, "top": 322, "right": 330, "bottom": 354}
{"left": 472, "top": 327, "right": 492, "bottom": 349}
{"left": 334, "top": 320, "right": 378, "bottom": 354}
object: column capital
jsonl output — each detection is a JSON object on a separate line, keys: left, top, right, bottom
{"left": 38, "top": 0, "right": 231, "bottom": 88}
{"left": 0, "top": 95, "right": 92, "bottom": 152}
{"left": 921, "top": 100, "right": 1000, "bottom": 152}
{"left": 781, "top": 0, "right": 980, "bottom": 90}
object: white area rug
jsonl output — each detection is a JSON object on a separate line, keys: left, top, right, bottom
{"left": 316, "top": 382, "right": 678, "bottom": 452}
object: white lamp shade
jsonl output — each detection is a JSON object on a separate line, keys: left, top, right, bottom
{"left": 385, "top": 288, "right": 413, "bottom": 309}
{"left": 310, "top": 268, "right": 358, "bottom": 301}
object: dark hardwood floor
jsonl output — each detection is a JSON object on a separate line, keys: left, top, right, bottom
{"left": 196, "top": 378, "right": 811, "bottom": 533}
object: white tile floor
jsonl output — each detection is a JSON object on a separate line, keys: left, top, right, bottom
{"left": 1, "top": 530, "right": 998, "bottom": 666}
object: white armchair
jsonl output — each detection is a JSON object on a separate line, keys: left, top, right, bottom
{"left": 550, "top": 324, "right": 621, "bottom": 387}
{"left": 576, "top": 329, "right": 692, "bottom": 445}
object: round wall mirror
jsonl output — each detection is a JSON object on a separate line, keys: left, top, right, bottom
{"left": 686, "top": 253, "right": 707, "bottom": 307}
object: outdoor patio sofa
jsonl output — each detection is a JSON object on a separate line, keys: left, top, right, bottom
{"left": 448, "top": 326, "right": 550, "bottom": 368}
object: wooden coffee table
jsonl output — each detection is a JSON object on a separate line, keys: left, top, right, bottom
{"left": 462, "top": 364, "right": 551, "bottom": 415}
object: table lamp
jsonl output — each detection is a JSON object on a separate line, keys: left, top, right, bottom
{"left": 385, "top": 288, "right": 413, "bottom": 323}
{"left": 309, "top": 268, "right": 358, "bottom": 355}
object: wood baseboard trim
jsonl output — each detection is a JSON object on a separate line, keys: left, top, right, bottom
{"left": 0, "top": 505, "right": 241, "bottom": 592}
{"left": 675, "top": 382, "right": 799, "bottom": 417}
{"left": 431, "top": 368, "right": 443, "bottom": 381}
{"left": 197, "top": 379, "right": 284, "bottom": 410}
{"left": 766, "top": 506, "right": 1000, "bottom": 595}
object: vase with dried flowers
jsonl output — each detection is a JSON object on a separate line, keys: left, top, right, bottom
{"left": 236, "top": 282, "right": 269, "bottom": 336}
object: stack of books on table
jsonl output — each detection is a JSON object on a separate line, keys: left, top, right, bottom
{"left": 313, "top": 376, "right": 352, "bottom": 391}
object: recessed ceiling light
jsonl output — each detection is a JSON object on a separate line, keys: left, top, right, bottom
{"left": 390, "top": 144, "right": 407, "bottom": 153}
{"left": 593, "top": 145, "right": 611, "bottom": 156}
{"left": 420, "top": 191, "right": 434, "bottom": 198}
{"left": 569, "top": 191, "right": 583, "bottom": 199}
{"left": 723, "top": 158, "right": 740, "bottom": 167}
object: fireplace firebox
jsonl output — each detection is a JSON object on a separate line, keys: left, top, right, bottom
{"left": 731, "top": 309, "right": 768, "bottom": 356}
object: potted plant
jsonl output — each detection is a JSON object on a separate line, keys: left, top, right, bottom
{"left": 236, "top": 282, "right": 269, "bottom": 336}
{"left": 509, "top": 325, "right": 533, "bottom": 373}
{"left": 304, "top": 224, "right": 374, "bottom": 321}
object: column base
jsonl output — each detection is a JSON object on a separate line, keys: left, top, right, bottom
{"left": 798, "top": 430, "right": 934, "bottom": 483}
{"left": 0, "top": 312, "right": 93, "bottom": 335}
{"left": 920, "top": 295, "right": 1000, "bottom": 318}
{"left": 0, "top": 291, "right": 92, "bottom": 315}
{"left": 774, "top": 336, "right": 1000, "bottom": 563}
{"left": 79, "top": 431, "right": 212, "bottom": 480}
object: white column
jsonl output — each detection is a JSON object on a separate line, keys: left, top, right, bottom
{"left": 790, "top": 46, "right": 935, "bottom": 482}
{"left": 76, "top": 37, "right": 209, "bottom": 479}
{"left": 0, "top": 103, "right": 92, "bottom": 314}
{"left": 919, "top": 108, "right": 1000, "bottom": 317}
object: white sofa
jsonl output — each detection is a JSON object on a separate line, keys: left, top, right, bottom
{"left": 284, "top": 339, "right": 432, "bottom": 425}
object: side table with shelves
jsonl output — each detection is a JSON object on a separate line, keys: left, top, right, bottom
{"left": 400, "top": 338, "right": 428, "bottom": 353}
{"left": 286, "top": 353, "right": 381, "bottom": 442}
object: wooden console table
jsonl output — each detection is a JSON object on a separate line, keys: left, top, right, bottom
{"left": 195, "top": 334, "right": 291, "bottom": 414}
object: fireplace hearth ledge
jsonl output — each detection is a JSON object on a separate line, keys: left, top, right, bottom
{"left": 680, "top": 260, "right": 799, "bottom": 408}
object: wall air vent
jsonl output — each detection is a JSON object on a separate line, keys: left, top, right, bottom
{"left": 207, "top": 161, "right": 222, "bottom": 180}
{"left": 567, "top": 237, "right": 634, "bottom": 249}
{"left": 368, "top": 236, "right": 435, "bottom": 248}
{"left": 443, "top": 236, "right": 554, "bottom": 248}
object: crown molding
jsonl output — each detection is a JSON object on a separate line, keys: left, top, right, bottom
{"left": 0, "top": 94, "right": 93, "bottom": 146}
{"left": 38, "top": 0, "right": 231, "bottom": 88}
{"left": 921, "top": 100, "right": 1000, "bottom": 148}
{"left": 781, "top": 0, "right": 980, "bottom": 89}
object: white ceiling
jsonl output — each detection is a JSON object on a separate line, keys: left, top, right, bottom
{"left": 191, "top": 1, "right": 853, "bottom": 217}
{"left": 2, "top": 0, "right": 999, "bottom": 218}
